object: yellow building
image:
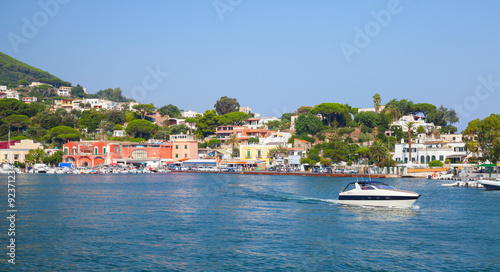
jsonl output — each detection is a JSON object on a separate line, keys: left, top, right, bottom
{"left": 239, "top": 144, "right": 278, "bottom": 166}
{"left": 0, "top": 139, "right": 44, "bottom": 164}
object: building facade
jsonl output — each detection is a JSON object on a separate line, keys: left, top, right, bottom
{"left": 0, "top": 140, "right": 44, "bottom": 164}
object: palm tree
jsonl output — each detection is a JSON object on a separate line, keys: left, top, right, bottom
{"left": 369, "top": 140, "right": 388, "bottom": 167}
{"left": 267, "top": 145, "right": 288, "bottom": 166}
{"left": 405, "top": 121, "right": 416, "bottom": 163}
{"left": 373, "top": 93, "right": 381, "bottom": 113}
{"left": 226, "top": 134, "right": 239, "bottom": 157}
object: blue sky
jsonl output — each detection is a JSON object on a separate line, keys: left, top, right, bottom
{"left": 1, "top": 0, "right": 499, "bottom": 130}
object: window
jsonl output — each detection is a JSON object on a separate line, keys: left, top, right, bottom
{"left": 114, "top": 146, "right": 119, "bottom": 153}
{"left": 439, "top": 155, "right": 444, "bottom": 161}
{"left": 4, "top": 155, "right": 7, "bottom": 159}
{"left": 14, "top": 154, "right": 18, "bottom": 160}
{"left": 257, "top": 150, "right": 262, "bottom": 158}
{"left": 176, "top": 145, "right": 179, "bottom": 149}
{"left": 175, "top": 154, "right": 178, "bottom": 158}
{"left": 132, "top": 149, "right": 147, "bottom": 159}
{"left": 185, "top": 145, "right": 187, "bottom": 149}
{"left": 246, "top": 150, "right": 251, "bottom": 158}
{"left": 103, "top": 147, "right": 106, "bottom": 154}
{"left": 64, "top": 148, "right": 68, "bottom": 155}
{"left": 95, "top": 147, "right": 98, "bottom": 155}
{"left": 72, "top": 147, "right": 77, "bottom": 155}
{"left": 184, "top": 154, "right": 187, "bottom": 158}
{"left": 431, "top": 155, "right": 436, "bottom": 161}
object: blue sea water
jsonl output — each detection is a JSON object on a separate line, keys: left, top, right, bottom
{"left": 0, "top": 173, "right": 500, "bottom": 271}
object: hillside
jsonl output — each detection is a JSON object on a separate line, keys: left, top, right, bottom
{"left": 0, "top": 52, "right": 70, "bottom": 87}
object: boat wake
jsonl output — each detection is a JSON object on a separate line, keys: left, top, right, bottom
{"left": 248, "top": 190, "right": 339, "bottom": 205}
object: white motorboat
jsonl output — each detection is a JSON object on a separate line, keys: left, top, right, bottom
{"left": 339, "top": 181, "right": 420, "bottom": 208}
{"left": 478, "top": 179, "right": 500, "bottom": 190}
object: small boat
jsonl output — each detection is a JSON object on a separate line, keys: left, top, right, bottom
{"left": 339, "top": 181, "right": 420, "bottom": 208}
{"left": 478, "top": 179, "right": 500, "bottom": 190}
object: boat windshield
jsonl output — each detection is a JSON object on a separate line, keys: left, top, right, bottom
{"left": 372, "top": 184, "right": 396, "bottom": 190}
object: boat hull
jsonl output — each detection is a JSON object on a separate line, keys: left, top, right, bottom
{"left": 478, "top": 180, "right": 500, "bottom": 190}
{"left": 338, "top": 195, "right": 419, "bottom": 208}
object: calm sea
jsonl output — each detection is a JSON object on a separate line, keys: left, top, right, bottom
{"left": 0, "top": 173, "right": 499, "bottom": 271}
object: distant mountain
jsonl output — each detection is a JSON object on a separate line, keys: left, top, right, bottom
{"left": 0, "top": 52, "right": 70, "bottom": 87}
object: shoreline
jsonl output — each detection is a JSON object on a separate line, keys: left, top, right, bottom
{"left": 171, "top": 170, "right": 400, "bottom": 178}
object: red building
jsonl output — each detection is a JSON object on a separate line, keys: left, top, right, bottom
{"left": 63, "top": 141, "right": 176, "bottom": 167}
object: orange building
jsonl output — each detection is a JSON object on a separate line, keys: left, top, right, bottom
{"left": 62, "top": 141, "right": 183, "bottom": 167}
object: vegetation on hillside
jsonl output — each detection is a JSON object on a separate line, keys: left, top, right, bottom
{"left": 0, "top": 52, "right": 70, "bottom": 88}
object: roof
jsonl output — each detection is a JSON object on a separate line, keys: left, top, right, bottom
{"left": 245, "top": 118, "right": 261, "bottom": 121}
{"left": 285, "top": 147, "right": 305, "bottom": 151}
{"left": 295, "top": 139, "right": 311, "bottom": 143}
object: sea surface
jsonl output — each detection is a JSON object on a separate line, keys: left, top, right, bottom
{"left": 0, "top": 173, "right": 499, "bottom": 271}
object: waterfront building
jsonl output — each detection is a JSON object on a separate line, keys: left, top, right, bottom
{"left": 0, "top": 139, "right": 44, "bottom": 164}
{"left": 393, "top": 138, "right": 466, "bottom": 164}
{"left": 170, "top": 134, "right": 198, "bottom": 160}
{"left": 63, "top": 139, "right": 199, "bottom": 167}
{"left": 239, "top": 144, "right": 278, "bottom": 166}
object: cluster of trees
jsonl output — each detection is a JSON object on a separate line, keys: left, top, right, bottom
{"left": 289, "top": 95, "right": 464, "bottom": 166}
{"left": 193, "top": 110, "right": 250, "bottom": 137}
{"left": 300, "top": 136, "right": 394, "bottom": 168}
{"left": 463, "top": 114, "right": 500, "bottom": 163}
{"left": 24, "top": 148, "right": 63, "bottom": 166}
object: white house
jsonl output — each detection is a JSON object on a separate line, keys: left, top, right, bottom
{"left": 57, "top": 89, "right": 71, "bottom": 97}
{"left": 358, "top": 105, "right": 386, "bottom": 113}
{"left": 244, "top": 117, "right": 280, "bottom": 129}
{"left": 181, "top": 110, "right": 199, "bottom": 118}
{"left": 22, "top": 97, "right": 37, "bottom": 103}
{"left": 113, "top": 130, "right": 125, "bottom": 137}
{"left": 393, "top": 137, "right": 466, "bottom": 164}
{"left": 390, "top": 114, "right": 440, "bottom": 133}
{"left": 0, "top": 90, "right": 19, "bottom": 100}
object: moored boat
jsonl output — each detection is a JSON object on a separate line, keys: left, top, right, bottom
{"left": 478, "top": 179, "right": 500, "bottom": 190}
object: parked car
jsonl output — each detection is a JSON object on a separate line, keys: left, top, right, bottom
{"left": 335, "top": 168, "right": 344, "bottom": 174}
{"left": 181, "top": 166, "right": 190, "bottom": 171}
{"left": 321, "top": 167, "right": 333, "bottom": 173}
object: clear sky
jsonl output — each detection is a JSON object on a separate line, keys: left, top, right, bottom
{"left": 1, "top": 0, "right": 499, "bottom": 130}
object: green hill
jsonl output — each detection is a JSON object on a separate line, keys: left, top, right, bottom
{"left": 0, "top": 52, "right": 70, "bottom": 88}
